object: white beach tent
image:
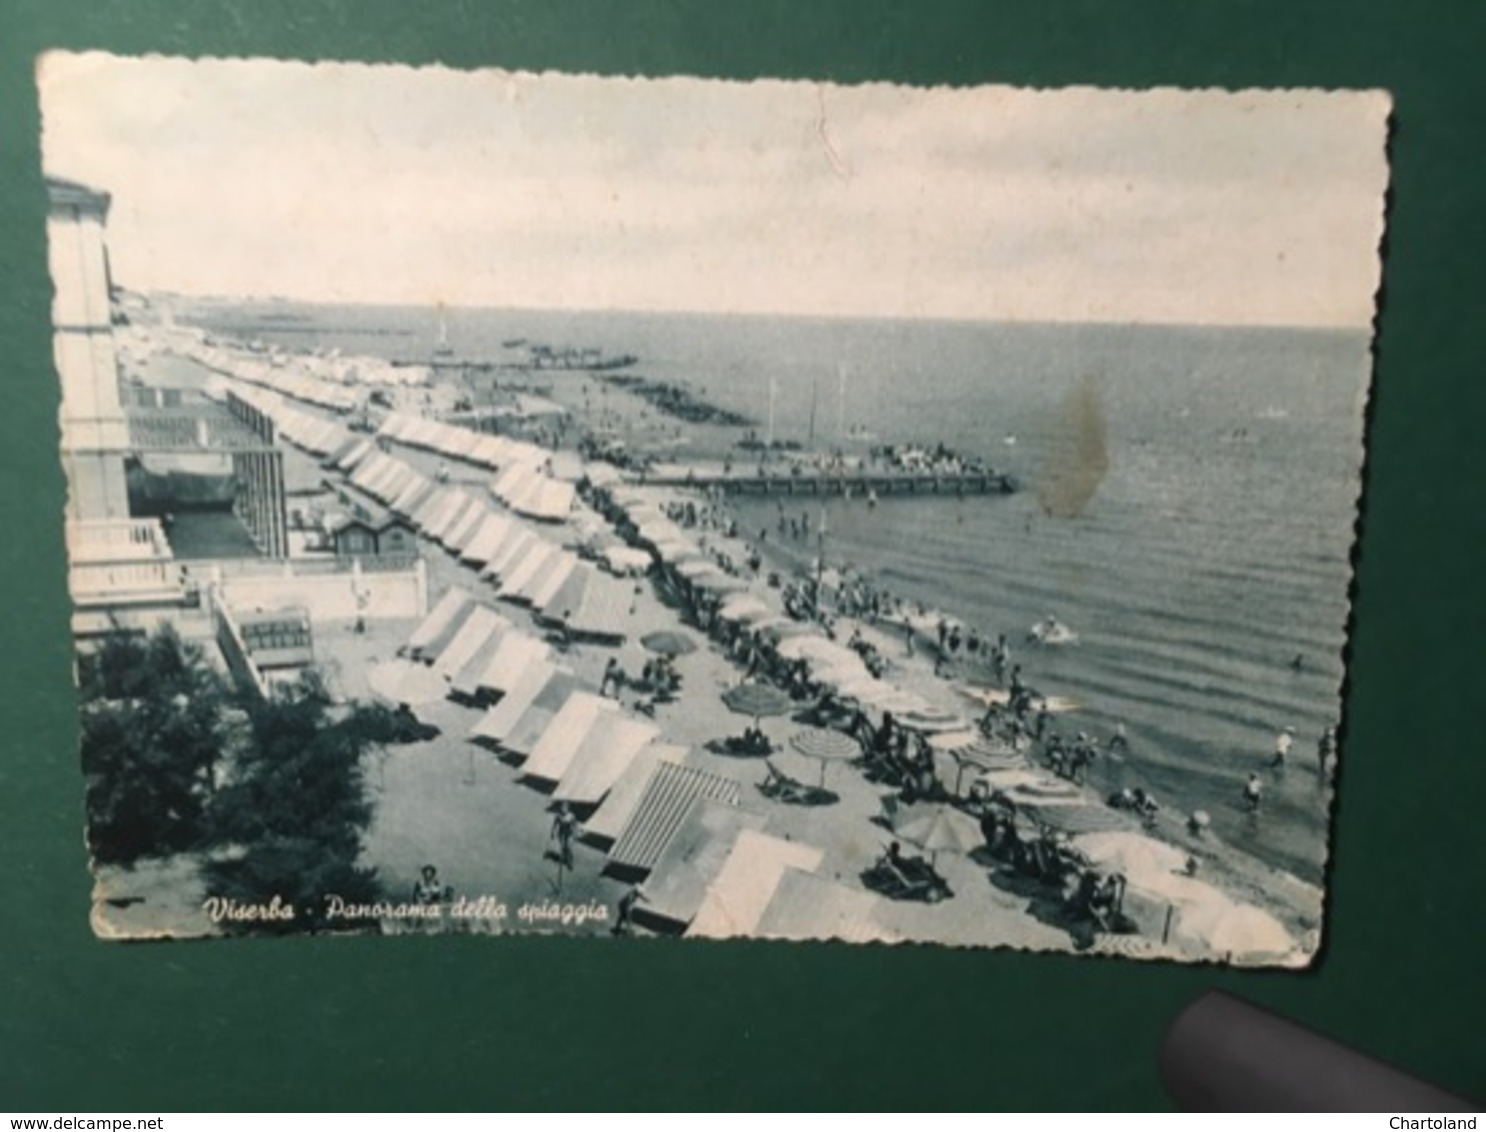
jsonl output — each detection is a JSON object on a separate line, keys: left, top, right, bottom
{"left": 491, "top": 463, "right": 536, "bottom": 505}
{"left": 515, "top": 477, "right": 576, "bottom": 523}
{"left": 429, "top": 605, "right": 510, "bottom": 682}
{"left": 605, "top": 763, "right": 745, "bottom": 874}
{"left": 425, "top": 491, "right": 476, "bottom": 542}
{"left": 753, "top": 868, "right": 897, "bottom": 945}
{"left": 564, "top": 571, "right": 636, "bottom": 641}
{"left": 498, "top": 541, "right": 559, "bottom": 603}
{"left": 432, "top": 493, "right": 485, "bottom": 544}
{"left": 406, "top": 417, "right": 445, "bottom": 450}
{"left": 390, "top": 475, "right": 437, "bottom": 519}
{"left": 470, "top": 633, "right": 550, "bottom": 703}
{"left": 448, "top": 624, "right": 515, "bottom": 703}
{"left": 348, "top": 452, "right": 391, "bottom": 493}
{"left": 469, "top": 661, "right": 559, "bottom": 746}
{"left": 482, "top": 527, "right": 539, "bottom": 583}
{"left": 468, "top": 434, "right": 512, "bottom": 469}
{"left": 522, "top": 551, "right": 579, "bottom": 610}
{"left": 632, "top": 801, "right": 766, "bottom": 928}
{"left": 500, "top": 673, "right": 594, "bottom": 762}
{"left": 580, "top": 744, "right": 688, "bottom": 846}
{"left": 326, "top": 434, "right": 372, "bottom": 470}
{"left": 381, "top": 413, "right": 417, "bottom": 445}
{"left": 402, "top": 586, "right": 474, "bottom": 658}
{"left": 538, "top": 562, "right": 593, "bottom": 625}
{"left": 553, "top": 714, "right": 663, "bottom": 808}
{"left": 445, "top": 503, "right": 491, "bottom": 554}
{"left": 686, "top": 830, "right": 825, "bottom": 940}
{"left": 475, "top": 522, "right": 531, "bottom": 579}
{"left": 461, "top": 514, "right": 515, "bottom": 566}
{"left": 367, "top": 459, "right": 418, "bottom": 503}
{"left": 407, "top": 487, "right": 452, "bottom": 533}
{"left": 517, "top": 691, "right": 619, "bottom": 782}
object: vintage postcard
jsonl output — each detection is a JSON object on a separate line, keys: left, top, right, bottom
{"left": 39, "top": 53, "right": 1389, "bottom": 964}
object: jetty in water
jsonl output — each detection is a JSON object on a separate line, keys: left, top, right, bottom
{"left": 636, "top": 465, "right": 1019, "bottom": 498}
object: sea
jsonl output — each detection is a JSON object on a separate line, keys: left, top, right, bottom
{"left": 185, "top": 300, "right": 1373, "bottom": 886}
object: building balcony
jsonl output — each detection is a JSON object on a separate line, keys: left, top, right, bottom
{"left": 66, "top": 517, "right": 186, "bottom": 608}
{"left": 66, "top": 517, "right": 173, "bottom": 563}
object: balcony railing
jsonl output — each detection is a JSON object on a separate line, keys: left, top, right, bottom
{"left": 69, "top": 559, "right": 187, "bottom": 606}
{"left": 66, "top": 517, "right": 173, "bottom": 563}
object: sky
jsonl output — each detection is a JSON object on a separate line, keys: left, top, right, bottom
{"left": 38, "top": 52, "right": 1391, "bottom": 327}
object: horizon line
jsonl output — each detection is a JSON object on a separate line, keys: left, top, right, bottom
{"left": 133, "top": 287, "right": 1373, "bottom": 336}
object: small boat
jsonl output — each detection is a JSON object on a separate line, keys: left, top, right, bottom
{"left": 1027, "top": 616, "right": 1079, "bottom": 646}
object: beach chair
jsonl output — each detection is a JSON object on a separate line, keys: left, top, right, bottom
{"left": 757, "top": 760, "right": 835, "bottom": 807}
{"left": 860, "top": 852, "right": 951, "bottom": 904}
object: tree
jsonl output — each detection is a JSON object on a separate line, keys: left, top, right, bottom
{"left": 77, "top": 627, "right": 229, "bottom": 865}
{"left": 203, "top": 673, "right": 386, "bottom": 934}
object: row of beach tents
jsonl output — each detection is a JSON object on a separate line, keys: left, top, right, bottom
{"left": 193, "top": 349, "right": 1292, "bottom": 957}
{"left": 392, "top": 583, "right": 899, "bottom": 943}
{"left": 330, "top": 439, "right": 635, "bottom": 642}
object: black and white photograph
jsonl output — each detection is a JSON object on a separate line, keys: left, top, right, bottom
{"left": 41, "top": 53, "right": 1389, "bottom": 964}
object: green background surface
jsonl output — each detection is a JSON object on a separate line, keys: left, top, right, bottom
{"left": 2, "top": 0, "right": 1482, "bottom": 1112}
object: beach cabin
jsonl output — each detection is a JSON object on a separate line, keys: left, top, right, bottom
{"left": 330, "top": 511, "right": 417, "bottom": 559}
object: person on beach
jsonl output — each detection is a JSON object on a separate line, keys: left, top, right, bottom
{"left": 413, "top": 864, "right": 449, "bottom": 906}
{"left": 1009, "top": 665, "right": 1025, "bottom": 708}
{"left": 1108, "top": 722, "right": 1129, "bottom": 755}
{"left": 600, "top": 657, "right": 623, "bottom": 698}
{"left": 1272, "top": 727, "right": 1294, "bottom": 768}
{"left": 1318, "top": 726, "right": 1337, "bottom": 774}
{"left": 1035, "top": 706, "right": 1052, "bottom": 741}
{"left": 612, "top": 885, "right": 648, "bottom": 937}
{"left": 1243, "top": 773, "right": 1264, "bottom": 812}
{"left": 993, "top": 635, "right": 1010, "bottom": 686}
{"left": 550, "top": 803, "right": 577, "bottom": 869}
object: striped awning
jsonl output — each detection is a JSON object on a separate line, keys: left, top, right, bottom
{"left": 607, "top": 762, "right": 743, "bottom": 873}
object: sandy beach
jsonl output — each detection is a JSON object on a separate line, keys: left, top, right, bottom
{"left": 98, "top": 314, "right": 1332, "bottom": 966}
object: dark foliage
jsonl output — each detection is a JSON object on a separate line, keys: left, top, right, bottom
{"left": 78, "top": 627, "right": 229, "bottom": 865}
{"left": 78, "top": 629, "right": 390, "bottom": 932}
{"left": 203, "top": 674, "right": 386, "bottom": 933}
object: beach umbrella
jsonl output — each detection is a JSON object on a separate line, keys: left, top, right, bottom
{"left": 975, "top": 767, "right": 1059, "bottom": 796}
{"left": 952, "top": 736, "right": 1023, "bottom": 766}
{"left": 897, "top": 706, "right": 971, "bottom": 734}
{"left": 641, "top": 630, "right": 698, "bottom": 658}
{"left": 761, "top": 619, "right": 819, "bottom": 643}
{"left": 674, "top": 558, "right": 721, "bottom": 580}
{"left": 604, "top": 546, "right": 652, "bottom": 575}
{"left": 722, "top": 681, "right": 794, "bottom": 723}
{"left": 1019, "top": 800, "right": 1134, "bottom": 836}
{"left": 813, "top": 660, "right": 872, "bottom": 691}
{"left": 879, "top": 691, "right": 931, "bottom": 717}
{"left": 1171, "top": 900, "right": 1295, "bottom": 962}
{"left": 834, "top": 678, "right": 900, "bottom": 706}
{"left": 1008, "top": 778, "right": 1084, "bottom": 801}
{"left": 693, "top": 572, "right": 750, "bottom": 597}
{"left": 893, "top": 804, "right": 984, "bottom": 865}
{"left": 927, "top": 729, "right": 980, "bottom": 752}
{"left": 652, "top": 539, "right": 702, "bottom": 564}
{"left": 718, "top": 594, "right": 771, "bottom": 622}
{"left": 774, "top": 636, "right": 822, "bottom": 662}
{"left": 789, "top": 727, "right": 863, "bottom": 787}
{"left": 734, "top": 604, "right": 783, "bottom": 627}
{"left": 1073, "top": 831, "right": 1189, "bottom": 882}
{"left": 952, "top": 737, "right": 1028, "bottom": 793}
